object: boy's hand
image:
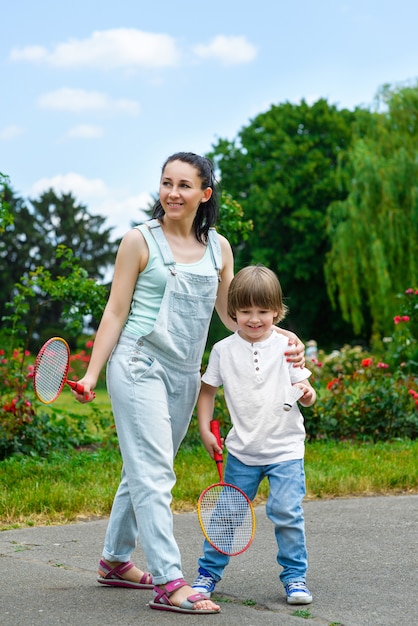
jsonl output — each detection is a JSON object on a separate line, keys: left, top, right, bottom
{"left": 294, "top": 382, "right": 316, "bottom": 407}
{"left": 201, "top": 430, "right": 223, "bottom": 460}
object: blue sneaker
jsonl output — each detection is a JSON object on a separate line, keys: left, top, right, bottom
{"left": 285, "top": 581, "right": 313, "bottom": 604}
{"left": 192, "top": 567, "right": 217, "bottom": 598}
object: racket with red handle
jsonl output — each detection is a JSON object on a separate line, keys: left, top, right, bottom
{"left": 197, "top": 420, "right": 256, "bottom": 556}
{"left": 33, "top": 337, "right": 85, "bottom": 404}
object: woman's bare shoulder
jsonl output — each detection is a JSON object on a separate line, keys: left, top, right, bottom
{"left": 117, "top": 227, "right": 149, "bottom": 270}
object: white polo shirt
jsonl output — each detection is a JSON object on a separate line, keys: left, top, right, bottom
{"left": 202, "top": 330, "right": 312, "bottom": 465}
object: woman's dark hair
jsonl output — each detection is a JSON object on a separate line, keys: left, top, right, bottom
{"left": 151, "top": 152, "right": 220, "bottom": 243}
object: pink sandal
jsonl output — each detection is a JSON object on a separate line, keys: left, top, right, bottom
{"left": 149, "top": 578, "right": 220, "bottom": 613}
{"left": 97, "top": 559, "right": 153, "bottom": 589}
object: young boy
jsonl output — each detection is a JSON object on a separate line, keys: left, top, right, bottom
{"left": 192, "top": 265, "right": 316, "bottom": 605}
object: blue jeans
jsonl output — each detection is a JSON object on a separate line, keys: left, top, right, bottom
{"left": 198, "top": 455, "right": 308, "bottom": 586}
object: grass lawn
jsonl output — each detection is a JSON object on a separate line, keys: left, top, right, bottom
{"left": 1, "top": 389, "right": 417, "bottom": 530}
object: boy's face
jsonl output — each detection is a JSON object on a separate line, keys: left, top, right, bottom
{"left": 235, "top": 306, "right": 278, "bottom": 343}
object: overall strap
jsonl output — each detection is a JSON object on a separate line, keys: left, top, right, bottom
{"left": 146, "top": 219, "right": 222, "bottom": 278}
{"left": 146, "top": 219, "right": 175, "bottom": 267}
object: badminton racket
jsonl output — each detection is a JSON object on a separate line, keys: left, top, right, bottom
{"left": 33, "top": 337, "right": 85, "bottom": 404}
{"left": 197, "top": 420, "right": 256, "bottom": 556}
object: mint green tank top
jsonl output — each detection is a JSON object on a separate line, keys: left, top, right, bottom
{"left": 124, "top": 224, "right": 218, "bottom": 337}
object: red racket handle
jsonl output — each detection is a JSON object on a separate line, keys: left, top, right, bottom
{"left": 210, "top": 420, "right": 223, "bottom": 460}
{"left": 66, "top": 380, "right": 85, "bottom": 394}
{"left": 210, "top": 419, "right": 223, "bottom": 484}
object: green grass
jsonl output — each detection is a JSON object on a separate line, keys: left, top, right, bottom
{"left": 291, "top": 608, "right": 312, "bottom": 619}
{"left": 1, "top": 391, "right": 417, "bottom": 530}
{"left": 41, "top": 387, "right": 111, "bottom": 415}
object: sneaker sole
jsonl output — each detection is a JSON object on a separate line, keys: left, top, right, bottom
{"left": 191, "top": 588, "right": 212, "bottom": 598}
{"left": 287, "top": 595, "right": 313, "bottom": 605}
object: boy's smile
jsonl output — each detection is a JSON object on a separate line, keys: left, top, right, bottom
{"left": 235, "top": 306, "right": 278, "bottom": 342}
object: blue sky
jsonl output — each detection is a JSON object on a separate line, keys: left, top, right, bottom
{"left": 1, "top": 0, "right": 418, "bottom": 239}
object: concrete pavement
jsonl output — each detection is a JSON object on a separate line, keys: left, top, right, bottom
{"left": 1, "top": 495, "right": 417, "bottom": 625}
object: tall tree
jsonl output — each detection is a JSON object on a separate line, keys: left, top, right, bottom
{"left": 325, "top": 83, "right": 418, "bottom": 339}
{"left": 0, "top": 172, "right": 13, "bottom": 232}
{"left": 210, "top": 99, "right": 361, "bottom": 347}
{"left": 0, "top": 188, "right": 118, "bottom": 346}
{"left": 29, "top": 189, "right": 117, "bottom": 280}
{"left": 0, "top": 187, "right": 36, "bottom": 321}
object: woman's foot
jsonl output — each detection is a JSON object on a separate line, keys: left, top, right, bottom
{"left": 98, "top": 559, "right": 153, "bottom": 588}
{"left": 168, "top": 583, "right": 220, "bottom": 611}
{"left": 149, "top": 578, "right": 220, "bottom": 613}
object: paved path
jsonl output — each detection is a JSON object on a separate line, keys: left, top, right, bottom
{"left": 1, "top": 495, "right": 417, "bottom": 625}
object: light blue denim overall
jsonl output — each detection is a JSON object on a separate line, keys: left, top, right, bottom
{"left": 103, "top": 220, "right": 221, "bottom": 585}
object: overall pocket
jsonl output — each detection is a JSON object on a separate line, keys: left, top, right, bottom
{"left": 168, "top": 291, "right": 216, "bottom": 341}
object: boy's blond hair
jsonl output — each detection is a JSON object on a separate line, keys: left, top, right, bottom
{"left": 227, "top": 265, "right": 288, "bottom": 324}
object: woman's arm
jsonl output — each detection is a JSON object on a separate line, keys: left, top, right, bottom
{"left": 74, "top": 229, "right": 148, "bottom": 401}
{"left": 214, "top": 235, "right": 236, "bottom": 331}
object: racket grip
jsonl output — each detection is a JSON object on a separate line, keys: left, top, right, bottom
{"left": 66, "top": 380, "right": 85, "bottom": 394}
{"left": 210, "top": 420, "right": 223, "bottom": 463}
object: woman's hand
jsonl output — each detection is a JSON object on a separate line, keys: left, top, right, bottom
{"left": 285, "top": 334, "right": 305, "bottom": 368}
{"left": 273, "top": 328, "right": 306, "bottom": 367}
{"left": 71, "top": 376, "right": 96, "bottom": 403}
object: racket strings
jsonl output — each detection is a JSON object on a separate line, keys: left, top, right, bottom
{"left": 199, "top": 485, "right": 254, "bottom": 555}
{"left": 34, "top": 341, "right": 69, "bottom": 402}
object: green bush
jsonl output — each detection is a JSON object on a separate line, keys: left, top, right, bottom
{"left": 0, "top": 341, "right": 111, "bottom": 460}
{"left": 304, "top": 288, "right": 418, "bottom": 441}
{"left": 304, "top": 356, "right": 417, "bottom": 441}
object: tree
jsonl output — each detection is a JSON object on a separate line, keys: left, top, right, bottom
{"left": 0, "top": 172, "right": 13, "bottom": 233}
{"left": 209, "top": 99, "right": 361, "bottom": 347}
{"left": 325, "top": 83, "right": 418, "bottom": 340}
{"left": 0, "top": 187, "right": 36, "bottom": 326}
{"left": 29, "top": 189, "right": 117, "bottom": 280}
{"left": 0, "top": 188, "right": 118, "bottom": 348}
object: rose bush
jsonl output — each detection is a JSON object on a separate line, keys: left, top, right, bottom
{"left": 304, "top": 288, "right": 418, "bottom": 441}
{"left": 0, "top": 338, "right": 109, "bottom": 459}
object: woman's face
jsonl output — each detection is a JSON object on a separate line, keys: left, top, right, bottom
{"left": 159, "top": 160, "right": 212, "bottom": 222}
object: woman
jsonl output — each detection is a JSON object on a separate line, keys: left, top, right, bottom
{"left": 74, "top": 152, "right": 304, "bottom": 614}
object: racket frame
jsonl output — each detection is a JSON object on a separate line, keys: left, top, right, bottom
{"left": 197, "top": 420, "right": 256, "bottom": 556}
{"left": 33, "top": 337, "right": 84, "bottom": 404}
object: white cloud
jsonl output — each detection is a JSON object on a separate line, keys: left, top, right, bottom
{"left": 38, "top": 88, "right": 140, "bottom": 115}
{"left": 0, "top": 125, "right": 24, "bottom": 140}
{"left": 193, "top": 35, "right": 257, "bottom": 66}
{"left": 30, "top": 172, "right": 108, "bottom": 200}
{"left": 10, "top": 29, "right": 181, "bottom": 70}
{"left": 10, "top": 45, "right": 47, "bottom": 62}
{"left": 65, "top": 124, "right": 105, "bottom": 139}
{"left": 96, "top": 193, "right": 152, "bottom": 234}
{"left": 28, "top": 173, "right": 151, "bottom": 239}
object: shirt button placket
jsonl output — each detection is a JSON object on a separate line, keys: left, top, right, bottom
{"left": 253, "top": 348, "right": 262, "bottom": 382}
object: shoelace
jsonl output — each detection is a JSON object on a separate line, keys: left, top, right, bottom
{"left": 287, "top": 582, "right": 308, "bottom": 592}
{"left": 194, "top": 574, "right": 214, "bottom": 587}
